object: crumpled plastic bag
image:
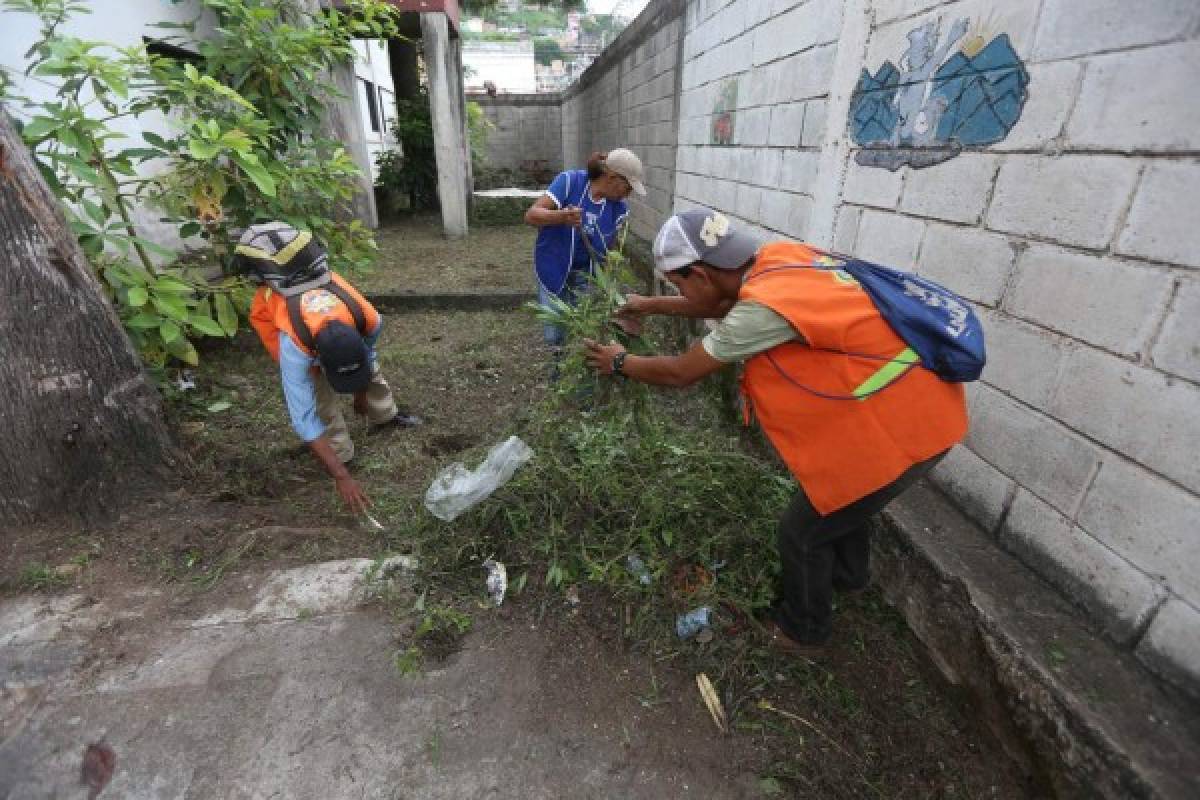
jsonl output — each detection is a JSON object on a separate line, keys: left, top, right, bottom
{"left": 423, "top": 435, "right": 534, "bottom": 521}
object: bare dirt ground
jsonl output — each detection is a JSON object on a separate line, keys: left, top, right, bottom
{"left": 1, "top": 217, "right": 1039, "bottom": 798}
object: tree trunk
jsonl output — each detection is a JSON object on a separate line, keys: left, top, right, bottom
{"left": 0, "top": 111, "right": 175, "bottom": 524}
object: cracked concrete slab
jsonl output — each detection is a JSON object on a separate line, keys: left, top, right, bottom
{"left": 0, "top": 558, "right": 757, "bottom": 799}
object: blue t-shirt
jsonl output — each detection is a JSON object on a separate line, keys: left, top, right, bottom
{"left": 534, "top": 169, "right": 629, "bottom": 295}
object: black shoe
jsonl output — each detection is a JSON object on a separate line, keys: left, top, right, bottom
{"left": 371, "top": 412, "right": 424, "bottom": 433}
{"left": 832, "top": 576, "right": 871, "bottom": 593}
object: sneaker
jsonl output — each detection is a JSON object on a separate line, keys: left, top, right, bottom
{"left": 371, "top": 412, "right": 424, "bottom": 433}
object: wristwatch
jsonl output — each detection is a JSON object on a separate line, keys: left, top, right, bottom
{"left": 612, "top": 350, "right": 628, "bottom": 378}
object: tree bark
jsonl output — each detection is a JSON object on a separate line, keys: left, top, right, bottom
{"left": 0, "top": 111, "right": 175, "bottom": 524}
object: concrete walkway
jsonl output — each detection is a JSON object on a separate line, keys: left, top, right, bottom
{"left": 1, "top": 560, "right": 755, "bottom": 799}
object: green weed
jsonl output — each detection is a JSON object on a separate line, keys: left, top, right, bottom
{"left": 425, "top": 729, "right": 444, "bottom": 767}
{"left": 394, "top": 646, "right": 423, "bottom": 677}
{"left": 387, "top": 596, "right": 475, "bottom": 678}
{"left": 414, "top": 604, "right": 473, "bottom": 640}
{"left": 18, "top": 563, "right": 69, "bottom": 591}
{"left": 526, "top": 246, "right": 658, "bottom": 407}
{"left": 190, "top": 532, "right": 258, "bottom": 590}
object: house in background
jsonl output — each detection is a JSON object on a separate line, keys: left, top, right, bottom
{"left": 353, "top": 38, "right": 401, "bottom": 181}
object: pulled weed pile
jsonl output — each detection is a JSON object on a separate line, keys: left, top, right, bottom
{"left": 380, "top": 252, "right": 798, "bottom": 675}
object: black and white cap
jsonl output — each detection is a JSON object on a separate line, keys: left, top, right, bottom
{"left": 652, "top": 209, "right": 760, "bottom": 273}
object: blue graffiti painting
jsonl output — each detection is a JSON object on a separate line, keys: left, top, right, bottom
{"left": 849, "top": 18, "right": 1029, "bottom": 170}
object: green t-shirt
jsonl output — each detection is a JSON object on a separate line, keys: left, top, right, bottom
{"left": 701, "top": 300, "right": 801, "bottom": 363}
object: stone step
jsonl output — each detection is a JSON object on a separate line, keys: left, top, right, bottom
{"left": 875, "top": 483, "right": 1200, "bottom": 799}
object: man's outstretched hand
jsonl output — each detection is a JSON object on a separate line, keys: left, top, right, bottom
{"left": 613, "top": 294, "right": 648, "bottom": 335}
{"left": 308, "top": 435, "right": 371, "bottom": 513}
{"left": 584, "top": 338, "right": 626, "bottom": 376}
{"left": 335, "top": 474, "right": 370, "bottom": 514}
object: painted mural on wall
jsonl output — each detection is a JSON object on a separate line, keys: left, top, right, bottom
{"left": 849, "top": 17, "right": 1029, "bottom": 170}
{"left": 711, "top": 79, "right": 738, "bottom": 145}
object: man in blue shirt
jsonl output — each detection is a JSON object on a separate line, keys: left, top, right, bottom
{"left": 249, "top": 257, "right": 420, "bottom": 513}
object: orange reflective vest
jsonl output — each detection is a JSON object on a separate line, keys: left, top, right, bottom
{"left": 738, "top": 242, "right": 968, "bottom": 514}
{"left": 249, "top": 273, "right": 380, "bottom": 361}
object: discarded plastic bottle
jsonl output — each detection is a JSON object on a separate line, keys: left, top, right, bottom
{"left": 625, "top": 555, "right": 652, "bottom": 586}
{"left": 483, "top": 559, "right": 507, "bottom": 607}
{"left": 675, "top": 606, "right": 711, "bottom": 640}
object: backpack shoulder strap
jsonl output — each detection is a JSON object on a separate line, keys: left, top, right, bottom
{"left": 285, "top": 293, "right": 317, "bottom": 352}
{"left": 272, "top": 271, "right": 330, "bottom": 297}
{"left": 324, "top": 281, "right": 368, "bottom": 335}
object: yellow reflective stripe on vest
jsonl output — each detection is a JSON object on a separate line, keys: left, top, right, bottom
{"left": 852, "top": 347, "right": 918, "bottom": 400}
{"left": 234, "top": 231, "right": 313, "bottom": 265}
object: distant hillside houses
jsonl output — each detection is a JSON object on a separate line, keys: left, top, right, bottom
{"left": 463, "top": 39, "right": 537, "bottom": 94}
{"left": 462, "top": 6, "right": 628, "bottom": 95}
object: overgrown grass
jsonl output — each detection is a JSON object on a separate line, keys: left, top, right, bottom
{"left": 367, "top": 258, "right": 807, "bottom": 686}
{"left": 470, "top": 195, "right": 530, "bottom": 227}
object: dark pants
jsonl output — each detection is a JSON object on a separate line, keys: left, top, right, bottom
{"left": 774, "top": 451, "right": 947, "bottom": 644}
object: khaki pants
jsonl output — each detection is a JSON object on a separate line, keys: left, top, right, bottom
{"left": 313, "top": 364, "right": 398, "bottom": 463}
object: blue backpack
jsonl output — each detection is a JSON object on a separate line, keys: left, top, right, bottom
{"left": 838, "top": 257, "right": 986, "bottom": 382}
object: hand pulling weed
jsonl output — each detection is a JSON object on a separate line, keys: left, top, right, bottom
{"left": 526, "top": 247, "right": 655, "bottom": 412}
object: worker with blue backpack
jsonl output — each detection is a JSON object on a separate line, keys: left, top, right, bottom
{"left": 237, "top": 223, "right": 422, "bottom": 515}
{"left": 586, "top": 209, "right": 982, "bottom": 652}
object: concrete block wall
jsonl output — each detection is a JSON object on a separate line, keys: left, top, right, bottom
{"left": 673, "top": 0, "right": 843, "bottom": 243}
{"left": 831, "top": 0, "right": 1200, "bottom": 697}
{"left": 472, "top": 94, "right": 563, "bottom": 176}
{"left": 511, "top": 0, "right": 1200, "bottom": 699}
{"left": 560, "top": 0, "right": 686, "bottom": 243}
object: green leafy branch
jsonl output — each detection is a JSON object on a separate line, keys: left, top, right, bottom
{"left": 2, "top": 0, "right": 401, "bottom": 374}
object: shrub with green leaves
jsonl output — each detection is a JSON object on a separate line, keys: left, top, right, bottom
{"left": 1, "top": 0, "right": 398, "bottom": 373}
{"left": 379, "top": 92, "right": 492, "bottom": 212}
{"left": 380, "top": 90, "right": 437, "bottom": 210}
{"left": 171, "top": 0, "right": 398, "bottom": 274}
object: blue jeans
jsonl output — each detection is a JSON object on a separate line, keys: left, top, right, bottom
{"left": 538, "top": 270, "right": 591, "bottom": 347}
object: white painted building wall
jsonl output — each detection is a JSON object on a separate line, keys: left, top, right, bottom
{"left": 0, "top": 1, "right": 394, "bottom": 242}
{"left": 352, "top": 38, "right": 400, "bottom": 181}
{"left": 0, "top": 0, "right": 218, "bottom": 251}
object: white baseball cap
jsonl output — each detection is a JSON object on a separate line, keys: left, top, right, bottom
{"left": 603, "top": 148, "right": 647, "bottom": 196}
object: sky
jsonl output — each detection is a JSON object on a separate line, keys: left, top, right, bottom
{"left": 587, "top": 0, "right": 651, "bottom": 19}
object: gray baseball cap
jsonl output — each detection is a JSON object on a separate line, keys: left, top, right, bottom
{"left": 652, "top": 209, "right": 760, "bottom": 273}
